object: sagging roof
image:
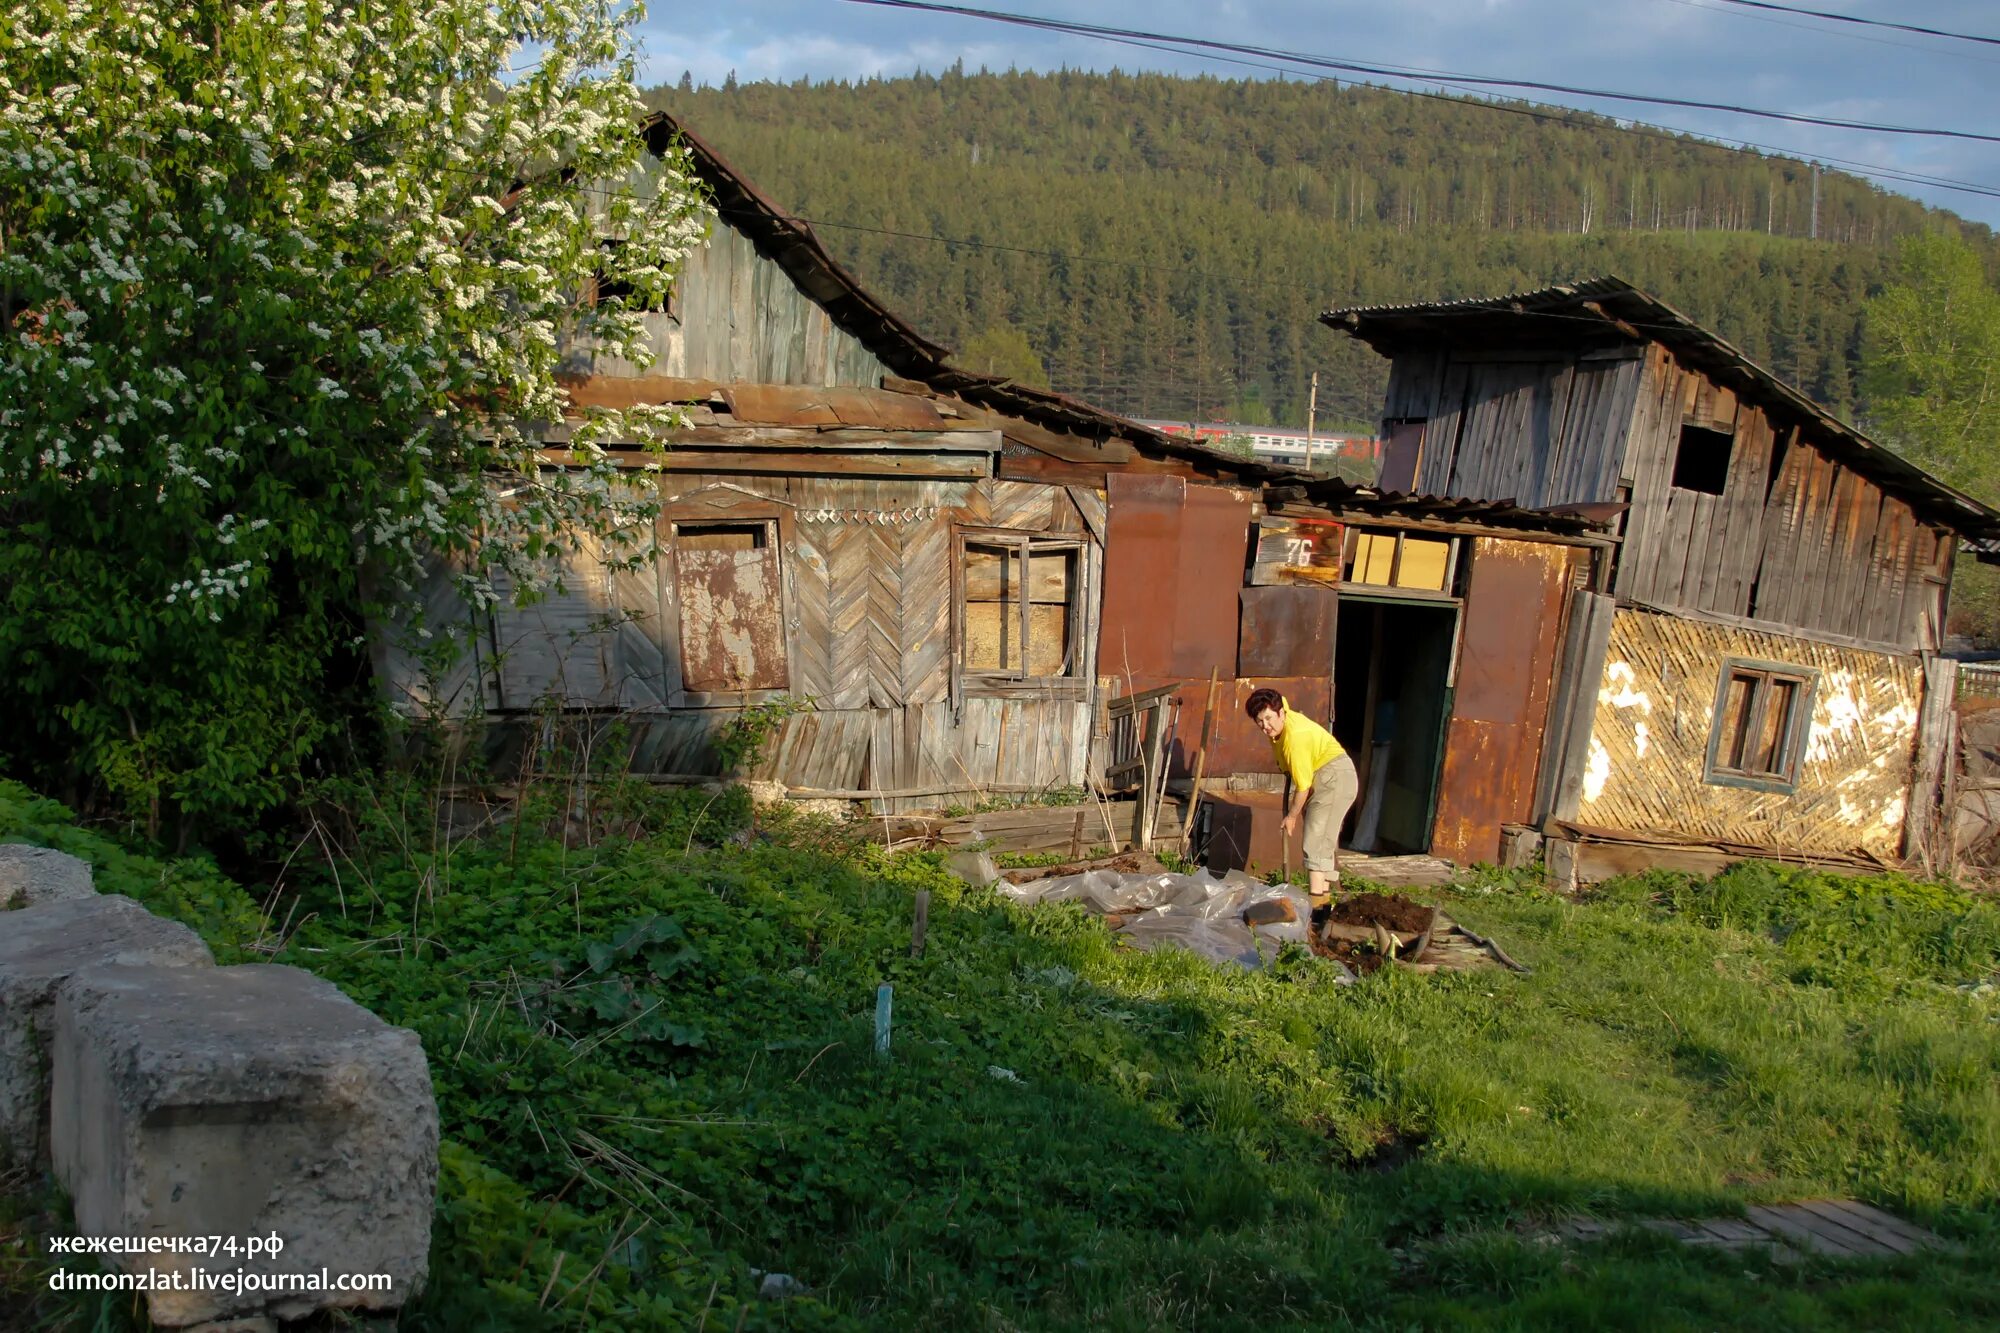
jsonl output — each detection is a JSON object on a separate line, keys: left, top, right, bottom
{"left": 1264, "top": 475, "right": 1622, "bottom": 538}
{"left": 1321, "top": 276, "right": 2000, "bottom": 540}
{"left": 641, "top": 111, "right": 1274, "bottom": 482}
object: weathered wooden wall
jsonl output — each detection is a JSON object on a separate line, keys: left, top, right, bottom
{"left": 1381, "top": 349, "right": 1647, "bottom": 507}
{"left": 1382, "top": 343, "right": 1954, "bottom": 650}
{"left": 569, "top": 217, "right": 891, "bottom": 388}
{"left": 384, "top": 473, "right": 1104, "bottom": 812}
{"left": 1576, "top": 608, "right": 1923, "bottom": 858}
{"left": 1613, "top": 345, "right": 1952, "bottom": 648}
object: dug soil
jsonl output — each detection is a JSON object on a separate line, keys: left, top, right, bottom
{"left": 1307, "top": 890, "right": 1437, "bottom": 974}
{"left": 1327, "top": 891, "right": 1435, "bottom": 934}
{"left": 1309, "top": 933, "right": 1386, "bottom": 974}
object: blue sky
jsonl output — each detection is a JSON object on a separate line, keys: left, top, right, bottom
{"left": 635, "top": 0, "right": 2000, "bottom": 227}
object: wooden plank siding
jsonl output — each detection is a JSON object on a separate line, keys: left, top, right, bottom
{"left": 390, "top": 471, "right": 1109, "bottom": 812}
{"left": 1373, "top": 339, "right": 1953, "bottom": 652}
{"left": 1575, "top": 608, "right": 1923, "bottom": 859}
{"left": 565, "top": 217, "right": 892, "bottom": 388}
{"left": 1596, "top": 350, "right": 1953, "bottom": 649}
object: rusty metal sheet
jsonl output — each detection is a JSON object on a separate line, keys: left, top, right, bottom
{"left": 1173, "top": 483, "right": 1255, "bottom": 677}
{"left": 1098, "top": 475, "right": 1253, "bottom": 683}
{"left": 1201, "top": 789, "right": 1288, "bottom": 876}
{"left": 677, "top": 543, "right": 789, "bottom": 692}
{"left": 1098, "top": 475, "right": 1188, "bottom": 681}
{"left": 1238, "top": 587, "right": 1336, "bottom": 678}
{"left": 1431, "top": 538, "right": 1570, "bottom": 864}
{"left": 1168, "top": 676, "right": 1332, "bottom": 778}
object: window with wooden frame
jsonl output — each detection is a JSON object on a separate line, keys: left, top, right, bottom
{"left": 1705, "top": 659, "right": 1816, "bottom": 792}
{"left": 671, "top": 519, "right": 788, "bottom": 694}
{"left": 1341, "top": 527, "right": 1460, "bottom": 595}
{"left": 961, "top": 535, "right": 1082, "bottom": 681}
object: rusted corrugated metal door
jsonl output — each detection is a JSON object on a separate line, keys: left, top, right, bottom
{"left": 1431, "top": 537, "right": 1572, "bottom": 865}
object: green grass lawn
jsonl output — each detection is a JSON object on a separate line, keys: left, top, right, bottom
{"left": 4, "top": 778, "right": 1998, "bottom": 1331}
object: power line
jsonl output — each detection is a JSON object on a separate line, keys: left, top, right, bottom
{"left": 981, "top": 25, "right": 2000, "bottom": 203}
{"left": 1703, "top": 0, "right": 2000, "bottom": 48}
{"left": 1657, "top": 0, "right": 2000, "bottom": 65}
{"left": 843, "top": 0, "right": 2000, "bottom": 145}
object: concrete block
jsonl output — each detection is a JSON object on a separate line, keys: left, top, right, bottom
{"left": 0, "top": 894, "right": 212, "bottom": 1171}
{"left": 0, "top": 844, "right": 95, "bottom": 909}
{"left": 50, "top": 963, "right": 437, "bottom": 1326}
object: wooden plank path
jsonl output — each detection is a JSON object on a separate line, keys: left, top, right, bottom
{"left": 1341, "top": 852, "right": 1458, "bottom": 888}
{"left": 1554, "top": 1200, "right": 1950, "bottom": 1261}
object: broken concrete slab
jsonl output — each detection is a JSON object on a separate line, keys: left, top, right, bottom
{"left": 50, "top": 963, "right": 437, "bottom": 1326}
{"left": 0, "top": 844, "right": 95, "bottom": 910}
{"left": 0, "top": 894, "right": 213, "bottom": 1171}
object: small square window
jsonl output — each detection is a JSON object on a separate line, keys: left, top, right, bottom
{"left": 1705, "top": 659, "right": 1815, "bottom": 791}
{"left": 1672, "top": 422, "right": 1733, "bottom": 495}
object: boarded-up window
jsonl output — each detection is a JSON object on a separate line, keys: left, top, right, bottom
{"left": 964, "top": 537, "right": 1079, "bottom": 679}
{"left": 1706, "top": 660, "right": 1815, "bottom": 790}
{"left": 1378, "top": 418, "right": 1426, "bottom": 494}
{"left": 674, "top": 519, "right": 788, "bottom": 694}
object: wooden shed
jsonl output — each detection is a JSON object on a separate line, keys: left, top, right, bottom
{"left": 375, "top": 112, "right": 1276, "bottom": 813}
{"left": 1324, "top": 278, "right": 2000, "bottom": 875}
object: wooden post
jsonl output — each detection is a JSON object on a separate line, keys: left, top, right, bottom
{"left": 1304, "top": 371, "right": 1319, "bottom": 473}
{"left": 1143, "top": 699, "right": 1178, "bottom": 851}
{"left": 1282, "top": 774, "right": 1295, "bottom": 882}
{"left": 874, "top": 983, "right": 893, "bottom": 1057}
{"left": 909, "top": 890, "right": 930, "bottom": 959}
{"left": 1181, "top": 668, "right": 1222, "bottom": 848}
{"left": 1069, "top": 809, "right": 1086, "bottom": 859}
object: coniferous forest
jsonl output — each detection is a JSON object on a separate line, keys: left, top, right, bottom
{"left": 649, "top": 67, "right": 1998, "bottom": 433}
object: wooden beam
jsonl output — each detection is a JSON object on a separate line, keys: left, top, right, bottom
{"left": 1619, "top": 595, "right": 1918, "bottom": 659}
{"left": 560, "top": 374, "right": 727, "bottom": 408}
{"left": 534, "top": 447, "right": 991, "bottom": 479}
{"left": 1267, "top": 502, "right": 1616, "bottom": 549}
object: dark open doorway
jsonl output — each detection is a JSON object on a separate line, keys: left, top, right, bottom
{"left": 1333, "top": 597, "right": 1458, "bottom": 853}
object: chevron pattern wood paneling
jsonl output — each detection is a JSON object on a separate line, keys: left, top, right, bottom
{"left": 900, "top": 517, "right": 953, "bottom": 704}
{"left": 987, "top": 480, "right": 1057, "bottom": 531}
{"left": 787, "top": 525, "right": 833, "bottom": 700}
{"left": 863, "top": 521, "right": 903, "bottom": 708}
{"left": 822, "top": 522, "right": 876, "bottom": 708}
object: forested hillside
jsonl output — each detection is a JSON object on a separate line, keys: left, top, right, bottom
{"left": 649, "top": 68, "right": 1997, "bottom": 431}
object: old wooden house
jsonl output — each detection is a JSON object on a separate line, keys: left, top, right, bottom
{"left": 380, "top": 118, "right": 1680, "bottom": 876}
{"left": 1323, "top": 278, "right": 2000, "bottom": 876}
{"left": 377, "top": 112, "right": 1297, "bottom": 813}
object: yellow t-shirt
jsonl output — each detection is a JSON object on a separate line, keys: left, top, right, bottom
{"left": 1271, "top": 701, "right": 1345, "bottom": 793}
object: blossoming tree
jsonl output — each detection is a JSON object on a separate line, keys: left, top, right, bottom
{"left": 0, "top": 0, "right": 707, "bottom": 833}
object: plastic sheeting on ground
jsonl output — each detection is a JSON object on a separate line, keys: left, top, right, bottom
{"left": 997, "top": 868, "right": 1348, "bottom": 977}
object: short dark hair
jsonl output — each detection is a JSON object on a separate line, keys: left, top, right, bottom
{"left": 1244, "top": 687, "right": 1284, "bottom": 721}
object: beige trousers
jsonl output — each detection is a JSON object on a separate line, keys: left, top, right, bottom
{"left": 1301, "top": 754, "right": 1359, "bottom": 876}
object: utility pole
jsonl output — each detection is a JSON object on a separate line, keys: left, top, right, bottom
{"left": 1303, "top": 371, "right": 1319, "bottom": 473}
{"left": 1810, "top": 163, "right": 1820, "bottom": 241}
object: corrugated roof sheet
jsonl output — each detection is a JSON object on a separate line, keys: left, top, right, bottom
{"left": 1264, "top": 475, "right": 1617, "bottom": 535}
{"left": 1321, "top": 277, "right": 2000, "bottom": 539}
